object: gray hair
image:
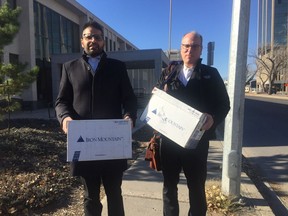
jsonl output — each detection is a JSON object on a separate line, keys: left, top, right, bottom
{"left": 182, "top": 31, "right": 203, "bottom": 45}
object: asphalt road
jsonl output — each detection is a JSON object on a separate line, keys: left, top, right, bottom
{"left": 242, "top": 95, "right": 288, "bottom": 215}
{"left": 243, "top": 98, "right": 288, "bottom": 147}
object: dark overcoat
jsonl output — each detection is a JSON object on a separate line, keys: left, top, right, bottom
{"left": 156, "top": 59, "right": 230, "bottom": 152}
{"left": 55, "top": 52, "right": 137, "bottom": 176}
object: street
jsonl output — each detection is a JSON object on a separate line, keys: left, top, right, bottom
{"left": 243, "top": 95, "right": 288, "bottom": 215}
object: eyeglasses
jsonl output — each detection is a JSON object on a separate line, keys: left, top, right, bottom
{"left": 181, "top": 44, "right": 202, "bottom": 50}
{"left": 82, "top": 34, "right": 104, "bottom": 41}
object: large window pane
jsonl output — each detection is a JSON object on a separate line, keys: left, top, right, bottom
{"left": 34, "top": 2, "right": 80, "bottom": 56}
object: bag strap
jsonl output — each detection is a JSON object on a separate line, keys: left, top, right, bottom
{"left": 160, "top": 61, "right": 180, "bottom": 91}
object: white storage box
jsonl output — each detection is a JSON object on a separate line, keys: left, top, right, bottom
{"left": 67, "top": 119, "right": 132, "bottom": 162}
{"left": 140, "top": 88, "right": 206, "bottom": 149}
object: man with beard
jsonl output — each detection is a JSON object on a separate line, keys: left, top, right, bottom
{"left": 55, "top": 21, "right": 137, "bottom": 216}
{"left": 156, "top": 31, "right": 230, "bottom": 216}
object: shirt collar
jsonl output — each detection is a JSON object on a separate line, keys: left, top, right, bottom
{"left": 183, "top": 64, "right": 194, "bottom": 72}
{"left": 87, "top": 55, "right": 101, "bottom": 61}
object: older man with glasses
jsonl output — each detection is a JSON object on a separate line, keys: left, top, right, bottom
{"left": 156, "top": 31, "right": 230, "bottom": 216}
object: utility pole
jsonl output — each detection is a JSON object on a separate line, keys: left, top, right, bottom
{"left": 222, "top": 0, "right": 250, "bottom": 197}
{"left": 168, "top": 0, "right": 172, "bottom": 61}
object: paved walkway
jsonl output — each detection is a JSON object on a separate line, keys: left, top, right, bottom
{"left": 4, "top": 97, "right": 280, "bottom": 215}
{"left": 103, "top": 104, "right": 274, "bottom": 215}
{"left": 101, "top": 139, "right": 273, "bottom": 216}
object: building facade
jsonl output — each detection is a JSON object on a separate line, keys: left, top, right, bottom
{"left": 258, "top": 0, "right": 288, "bottom": 48}
{"left": 1, "top": 0, "right": 169, "bottom": 108}
{"left": 257, "top": 0, "right": 288, "bottom": 93}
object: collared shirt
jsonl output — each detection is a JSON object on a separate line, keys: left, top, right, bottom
{"left": 88, "top": 56, "right": 100, "bottom": 73}
{"left": 178, "top": 65, "right": 195, "bottom": 86}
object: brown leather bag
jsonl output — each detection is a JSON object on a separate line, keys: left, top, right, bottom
{"left": 145, "top": 133, "right": 162, "bottom": 171}
{"left": 144, "top": 63, "right": 179, "bottom": 171}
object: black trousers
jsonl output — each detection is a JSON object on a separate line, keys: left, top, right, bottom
{"left": 81, "top": 171, "right": 124, "bottom": 216}
{"left": 161, "top": 137, "right": 209, "bottom": 216}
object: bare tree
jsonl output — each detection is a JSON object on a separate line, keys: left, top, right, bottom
{"left": 250, "top": 44, "right": 288, "bottom": 94}
{"left": 245, "top": 63, "right": 257, "bottom": 85}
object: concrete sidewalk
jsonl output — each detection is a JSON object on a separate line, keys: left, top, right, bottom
{"left": 101, "top": 138, "right": 274, "bottom": 216}
{"left": 6, "top": 107, "right": 275, "bottom": 215}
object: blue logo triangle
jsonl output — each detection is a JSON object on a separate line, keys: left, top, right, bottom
{"left": 77, "top": 136, "right": 85, "bottom": 142}
{"left": 152, "top": 109, "right": 157, "bottom": 114}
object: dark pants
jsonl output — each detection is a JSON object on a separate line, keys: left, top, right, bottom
{"left": 81, "top": 171, "right": 124, "bottom": 216}
{"left": 161, "top": 138, "right": 209, "bottom": 216}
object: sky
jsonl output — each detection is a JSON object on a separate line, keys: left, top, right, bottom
{"left": 76, "top": 0, "right": 258, "bottom": 79}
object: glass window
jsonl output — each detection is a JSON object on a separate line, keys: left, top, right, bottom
{"left": 72, "top": 24, "right": 80, "bottom": 52}
{"left": 33, "top": 2, "right": 80, "bottom": 57}
{"left": 105, "top": 37, "right": 108, "bottom": 52}
{"left": 7, "top": 0, "right": 16, "bottom": 9}
{"left": 109, "top": 39, "right": 112, "bottom": 51}
{"left": 9, "top": 53, "right": 19, "bottom": 64}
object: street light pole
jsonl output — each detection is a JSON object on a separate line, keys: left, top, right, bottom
{"left": 222, "top": 0, "right": 251, "bottom": 197}
{"left": 168, "top": 0, "right": 172, "bottom": 61}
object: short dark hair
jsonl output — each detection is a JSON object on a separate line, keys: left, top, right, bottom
{"left": 82, "top": 21, "right": 104, "bottom": 35}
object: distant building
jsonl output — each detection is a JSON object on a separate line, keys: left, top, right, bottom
{"left": 1, "top": 0, "right": 168, "bottom": 109}
{"left": 207, "top": 42, "right": 215, "bottom": 66}
{"left": 165, "top": 49, "right": 181, "bottom": 61}
{"left": 257, "top": 0, "right": 288, "bottom": 93}
{"left": 258, "top": 0, "right": 288, "bottom": 49}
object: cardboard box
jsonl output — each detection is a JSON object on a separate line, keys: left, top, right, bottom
{"left": 140, "top": 88, "right": 206, "bottom": 149}
{"left": 67, "top": 119, "right": 132, "bottom": 162}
